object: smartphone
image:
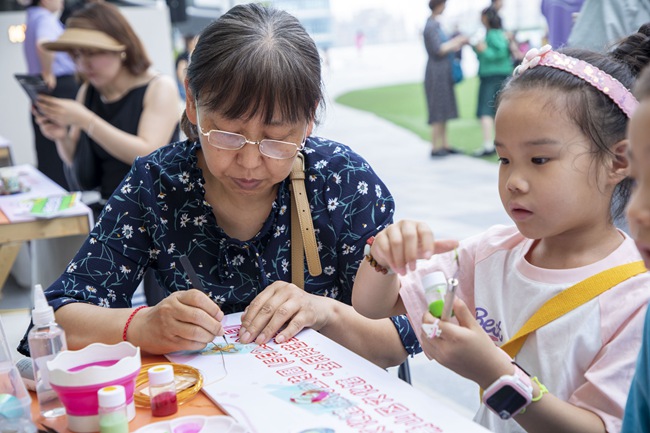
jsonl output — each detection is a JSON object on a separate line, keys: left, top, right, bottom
{"left": 14, "top": 74, "right": 51, "bottom": 106}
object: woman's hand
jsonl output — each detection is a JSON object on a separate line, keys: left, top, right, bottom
{"left": 129, "top": 289, "right": 225, "bottom": 354}
{"left": 370, "top": 220, "right": 458, "bottom": 275}
{"left": 420, "top": 298, "right": 512, "bottom": 389}
{"left": 33, "top": 107, "right": 67, "bottom": 141}
{"left": 35, "top": 94, "right": 92, "bottom": 130}
{"left": 239, "top": 281, "right": 331, "bottom": 345}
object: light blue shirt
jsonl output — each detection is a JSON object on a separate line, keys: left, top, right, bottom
{"left": 23, "top": 6, "right": 75, "bottom": 76}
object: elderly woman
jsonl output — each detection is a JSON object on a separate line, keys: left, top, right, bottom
{"left": 19, "top": 3, "right": 417, "bottom": 368}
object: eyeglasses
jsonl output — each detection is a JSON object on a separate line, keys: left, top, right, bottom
{"left": 195, "top": 105, "right": 306, "bottom": 160}
{"left": 69, "top": 49, "right": 112, "bottom": 62}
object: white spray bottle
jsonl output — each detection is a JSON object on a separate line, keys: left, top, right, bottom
{"left": 27, "top": 284, "right": 67, "bottom": 418}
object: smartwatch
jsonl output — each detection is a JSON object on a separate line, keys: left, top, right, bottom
{"left": 482, "top": 362, "right": 533, "bottom": 420}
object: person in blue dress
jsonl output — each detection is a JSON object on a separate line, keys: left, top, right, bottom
{"left": 18, "top": 3, "right": 417, "bottom": 368}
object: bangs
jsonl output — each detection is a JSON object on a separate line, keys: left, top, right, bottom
{"left": 200, "top": 49, "right": 318, "bottom": 124}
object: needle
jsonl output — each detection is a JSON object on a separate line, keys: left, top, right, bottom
{"left": 179, "top": 254, "right": 230, "bottom": 347}
{"left": 441, "top": 249, "right": 460, "bottom": 321}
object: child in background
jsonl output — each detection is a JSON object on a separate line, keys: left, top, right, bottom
{"left": 621, "top": 65, "right": 650, "bottom": 433}
{"left": 472, "top": 6, "right": 513, "bottom": 157}
{"left": 353, "top": 25, "right": 650, "bottom": 433}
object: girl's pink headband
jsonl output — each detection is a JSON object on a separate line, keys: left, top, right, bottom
{"left": 513, "top": 44, "right": 639, "bottom": 118}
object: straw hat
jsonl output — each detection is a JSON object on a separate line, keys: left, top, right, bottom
{"left": 42, "top": 28, "right": 126, "bottom": 52}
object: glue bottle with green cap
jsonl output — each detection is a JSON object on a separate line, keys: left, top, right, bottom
{"left": 422, "top": 271, "right": 448, "bottom": 318}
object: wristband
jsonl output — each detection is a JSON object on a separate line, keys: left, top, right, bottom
{"left": 123, "top": 306, "right": 147, "bottom": 342}
{"left": 531, "top": 376, "right": 548, "bottom": 402}
{"left": 363, "top": 236, "right": 393, "bottom": 275}
{"left": 516, "top": 376, "right": 548, "bottom": 414}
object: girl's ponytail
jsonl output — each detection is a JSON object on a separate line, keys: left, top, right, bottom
{"left": 611, "top": 23, "right": 650, "bottom": 76}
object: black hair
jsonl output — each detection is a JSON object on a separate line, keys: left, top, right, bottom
{"left": 428, "top": 0, "right": 445, "bottom": 12}
{"left": 498, "top": 23, "right": 650, "bottom": 221}
{"left": 635, "top": 65, "right": 650, "bottom": 100}
{"left": 181, "top": 3, "right": 324, "bottom": 140}
{"left": 482, "top": 6, "right": 502, "bottom": 30}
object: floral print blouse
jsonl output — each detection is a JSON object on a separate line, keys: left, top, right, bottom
{"left": 19, "top": 137, "right": 419, "bottom": 356}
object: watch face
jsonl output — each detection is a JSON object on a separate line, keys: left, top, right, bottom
{"left": 485, "top": 384, "right": 528, "bottom": 420}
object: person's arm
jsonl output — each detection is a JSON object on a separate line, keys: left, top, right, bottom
{"left": 37, "top": 74, "right": 179, "bottom": 165}
{"left": 420, "top": 300, "right": 612, "bottom": 433}
{"left": 316, "top": 297, "right": 408, "bottom": 368}
{"left": 352, "top": 220, "right": 458, "bottom": 319}
{"left": 237, "top": 280, "right": 408, "bottom": 368}
{"left": 55, "top": 289, "right": 225, "bottom": 355}
{"left": 36, "top": 39, "right": 56, "bottom": 89}
{"left": 478, "top": 30, "right": 511, "bottom": 61}
{"left": 83, "top": 75, "right": 180, "bottom": 162}
{"left": 352, "top": 258, "right": 403, "bottom": 318}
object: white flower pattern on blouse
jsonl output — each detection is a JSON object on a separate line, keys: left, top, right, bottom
{"left": 19, "top": 137, "right": 420, "bottom": 357}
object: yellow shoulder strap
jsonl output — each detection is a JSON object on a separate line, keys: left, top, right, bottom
{"left": 500, "top": 260, "right": 646, "bottom": 358}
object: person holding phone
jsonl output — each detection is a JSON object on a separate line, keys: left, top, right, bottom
{"left": 23, "top": 0, "right": 78, "bottom": 188}
{"left": 32, "top": 2, "right": 179, "bottom": 216}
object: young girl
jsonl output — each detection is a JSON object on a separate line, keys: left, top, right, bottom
{"left": 621, "top": 65, "right": 650, "bottom": 432}
{"left": 353, "top": 26, "right": 650, "bottom": 433}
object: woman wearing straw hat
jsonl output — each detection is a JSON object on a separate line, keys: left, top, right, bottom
{"left": 32, "top": 2, "right": 179, "bottom": 215}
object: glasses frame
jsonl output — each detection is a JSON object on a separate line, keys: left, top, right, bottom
{"left": 195, "top": 104, "right": 307, "bottom": 160}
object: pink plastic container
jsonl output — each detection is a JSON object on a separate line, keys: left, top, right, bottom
{"left": 47, "top": 342, "right": 141, "bottom": 433}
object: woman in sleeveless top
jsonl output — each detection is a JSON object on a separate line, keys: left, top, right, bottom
{"left": 32, "top": 2, "right": 179, "bottom": 208}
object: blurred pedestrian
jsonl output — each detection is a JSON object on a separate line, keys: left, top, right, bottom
{"left": 568, "top": 0, "right": 650, "bottom": 52}
{"left": 175, "top": 33, "right": 197, "bottom": 101}
{"left": 472, "top": 6, "right": 513, "bottom": 157}
{"left": 23, "top": 0, "right": 78, "bottom": 188}
{"left": 541, "top": 0, "right": 585, "bottom": 49}
{"left": 423, "top": 0, "right": 467, "bottom": 158}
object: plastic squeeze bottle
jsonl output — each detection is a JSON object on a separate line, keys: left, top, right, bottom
{"left": 148, "top": 364, "right": 178, "bottom": 417}
{"left": 98, "top": 385, "right": 129, "bottom": 433}
{"left": 27, "top": 284, "right": 67, "bottom": 418}
{"left": 421, "top": 271, "right": 448, "bottom": 318}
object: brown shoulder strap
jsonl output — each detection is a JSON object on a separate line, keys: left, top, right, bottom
{"left": 290, "top": 153, "right": 322, "bottom": 289}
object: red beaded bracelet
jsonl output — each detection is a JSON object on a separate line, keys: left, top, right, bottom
{"left": 364, "top": 236, "right": 393, "bottom": 275}
{"left": 122, "top": 306, "right": 147, "bottom": 342}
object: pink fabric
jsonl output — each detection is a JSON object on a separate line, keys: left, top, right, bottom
{"left": 399, "top": 225, "right": 650, "bottom": 432}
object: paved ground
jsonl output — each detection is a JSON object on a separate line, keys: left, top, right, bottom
{"left": 1, "top": 41, "right": 512, "bottom": 420}
{"left": 317, "top": 42, "right": 511, "bottom": 418}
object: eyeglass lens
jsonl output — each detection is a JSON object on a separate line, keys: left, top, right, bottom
{"left": 206, "top": 130, "right": 301, "bottom": 159}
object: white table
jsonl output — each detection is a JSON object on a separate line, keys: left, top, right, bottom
{"left": 0, "top": 164, "right": 92, "bottom": 298}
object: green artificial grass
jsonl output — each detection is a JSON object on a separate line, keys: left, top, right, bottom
{"left": 335, "top": 77, "right": 490, "bottom": 156}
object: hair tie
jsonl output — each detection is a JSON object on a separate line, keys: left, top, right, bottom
{"left": 513, "top": 44, "right": 639, "bottom": 118}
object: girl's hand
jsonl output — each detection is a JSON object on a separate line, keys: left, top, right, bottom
{"left": 420, "top": 298, "right": 513, "bottom": 389}
{"left": 130, "top": 289, "right": 225, "bottom": 354}
{"left": 35, "top": 94, "right": 91, "bottom": 129}
{"left": 370, "top": 220, "right": 458, "bottom": 275}
{"left": 239, "top": 281, "right": 330, "bottom": 345}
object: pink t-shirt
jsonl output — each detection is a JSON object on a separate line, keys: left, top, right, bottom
{"left": 400, "top": 225, "right": 650, "bottom": 433}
